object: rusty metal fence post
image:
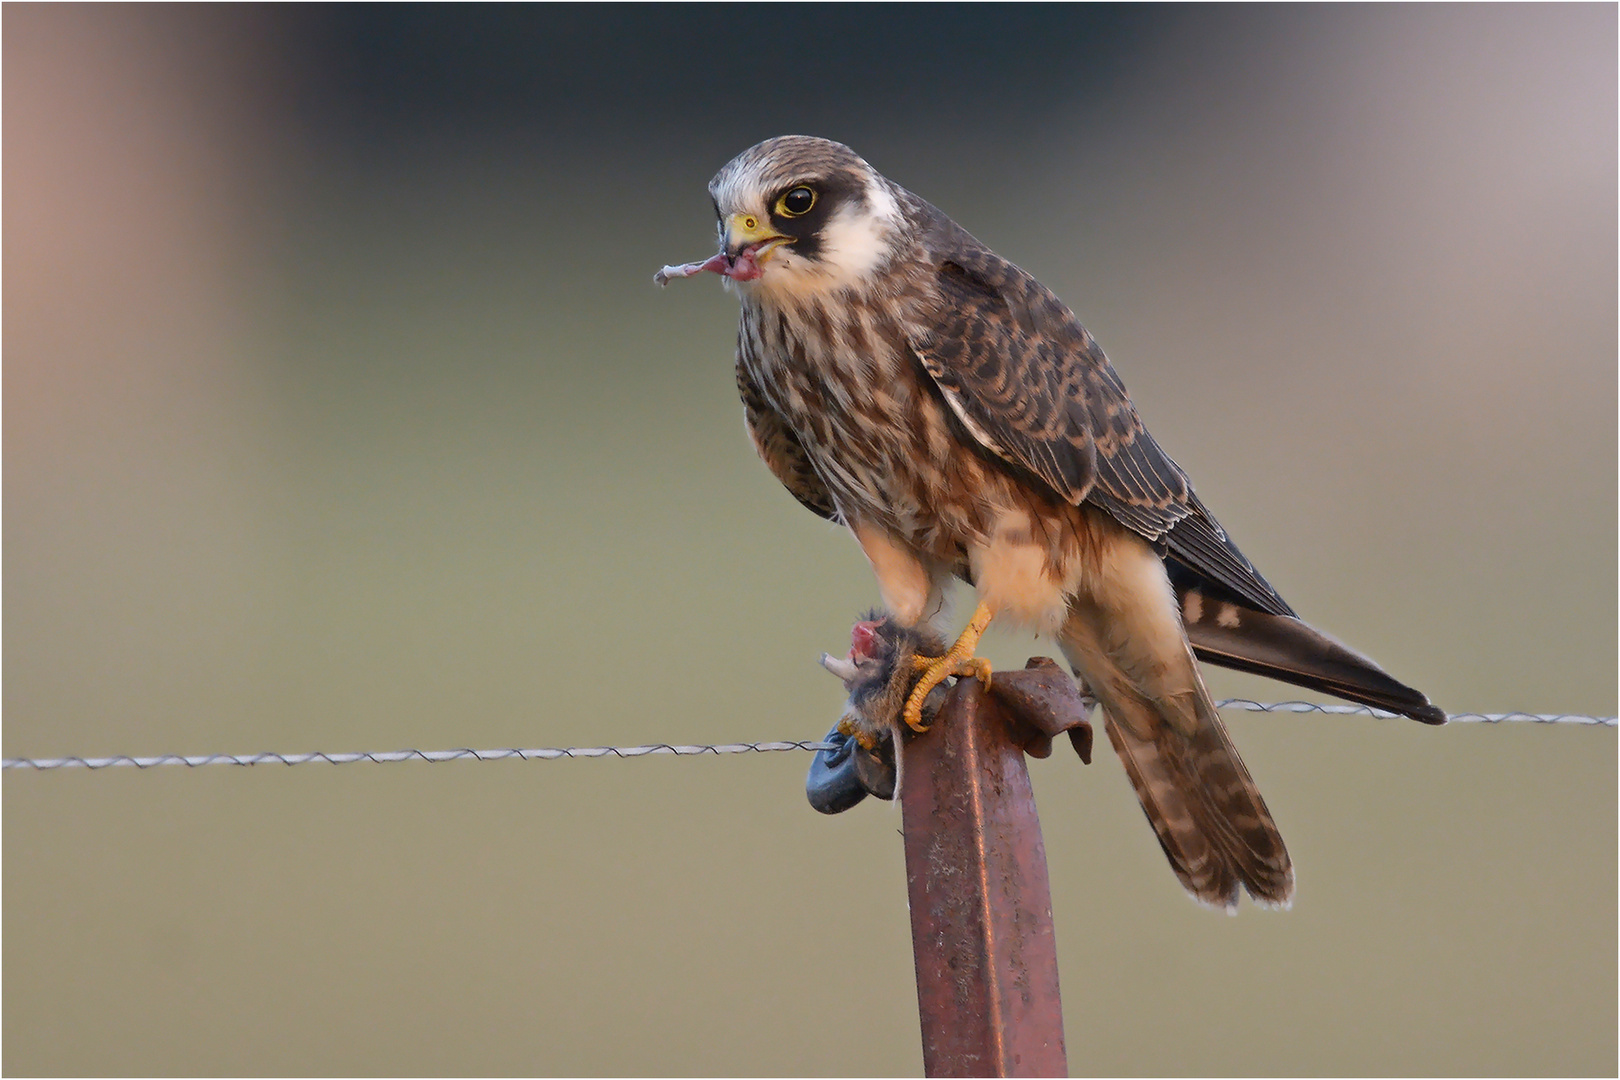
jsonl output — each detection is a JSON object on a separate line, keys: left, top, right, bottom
{"left": 898, "top": 674, "right": 1081, "bottom": 1078}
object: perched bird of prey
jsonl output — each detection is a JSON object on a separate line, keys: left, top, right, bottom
{"left": 658, "top": 135, "right": 1442, "bottom": 911}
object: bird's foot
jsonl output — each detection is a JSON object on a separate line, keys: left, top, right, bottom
{"left": 902, "top": 602, "right": 995, "bottom": 733}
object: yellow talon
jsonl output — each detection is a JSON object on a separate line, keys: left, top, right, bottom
{"left": 836, "top": 716, "right": 880, "bottom": 750}
{"left": 957, "top": 657, "right": 994, "bottom": 689}
{"left": 902, "top": 602, "right": 995, "bottom": 732}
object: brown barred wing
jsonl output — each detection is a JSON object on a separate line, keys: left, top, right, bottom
{"left": 737, "top": 357, "right": 840, "bottom": 522}
{"left": 904, "top": 246, "right": 1098, "bottom": 505}
{"left": 905, "top": 212, "right": 1294, "bottom": 618}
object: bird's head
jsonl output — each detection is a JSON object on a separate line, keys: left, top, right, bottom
{"left": 655, "top": 136, "right": 905, "bottom": 299}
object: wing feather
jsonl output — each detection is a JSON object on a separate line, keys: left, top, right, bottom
{"left": 905, "top": 206, "right": 1294, "bottom": 618}
{"left": 736, "top": 358, "right": 840, "bottom": 522}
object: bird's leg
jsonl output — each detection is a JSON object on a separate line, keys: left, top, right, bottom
{"left": 902, "top": 601, "right": 995, "bottom": 732}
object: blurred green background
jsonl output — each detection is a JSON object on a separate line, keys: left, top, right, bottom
{"left": 5, "top": 5, "right": 1615, "bottom": 1075}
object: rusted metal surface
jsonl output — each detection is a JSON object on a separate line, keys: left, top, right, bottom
{"left": 987, "top": 658, "right": 1095, "bottom": 763}
{"left": 899, "top": 676, "right": 1073, "bottom": 1078}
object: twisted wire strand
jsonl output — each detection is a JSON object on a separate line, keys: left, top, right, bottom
{"left": 0, "top": 740, "right": 836, "bottom": 772}
{"left": 2, "top": 702, "right": 1611, "bottom": 772}
{"left": 1210, "top": 700, "right": 1616, "bottom": 725}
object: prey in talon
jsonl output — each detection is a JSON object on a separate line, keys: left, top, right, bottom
{"left": 661, "top": 135, "right": 1445, "bottom": 912}
{"left": 820, "top": 614, "right": 949, "bottom": 750}
{"left": 902, "top": 601, "right": 993, "bottom": 732}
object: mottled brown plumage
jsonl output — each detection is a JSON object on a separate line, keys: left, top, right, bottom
{"left": 663, "top": 135, "right": 1442, "bottom": 910}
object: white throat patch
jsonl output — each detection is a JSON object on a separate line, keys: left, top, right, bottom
{"left": 820, "top": 180, "right": 901, "bottom": 281}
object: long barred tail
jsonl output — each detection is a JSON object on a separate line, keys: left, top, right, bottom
{"left": 1100, "top": 684, "right": 1294, "bottom": 911}
{"left": 1057, "top": 532, "right": 1293, "bottom": 910}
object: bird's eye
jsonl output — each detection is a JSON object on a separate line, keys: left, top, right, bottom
{"left": 776, "top": 186, "right": 816, "bottom": 217}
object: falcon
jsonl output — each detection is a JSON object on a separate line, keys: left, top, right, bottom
{"left": 658, "top": 136, "right": 1443, "bottom": 911}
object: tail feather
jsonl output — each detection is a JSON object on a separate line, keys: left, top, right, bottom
{"left": 1057, "top": 559, "right": 1294, "bottom": 910}
{"left": 1174, "top": 701, "right": 1293, "bottom": 906}
{"left": 1097, "top": 683, "right": 1294, "bottom": 911}
{"left": 1103, "top": 709, "right": 1236, "bottom": 907}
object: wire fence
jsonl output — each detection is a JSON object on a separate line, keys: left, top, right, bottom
{"left": 2, "top": 700, "right": 1611, "bottom": 772}
{"left": 1210, "top": 700, "right": 1614, "bottom": 724}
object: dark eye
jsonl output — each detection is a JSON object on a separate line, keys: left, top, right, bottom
{"left": 777, "top": 186, "right": 816, "bottom": 217}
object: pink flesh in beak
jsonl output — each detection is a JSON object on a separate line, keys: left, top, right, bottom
{"left": 654, "top": 244, "right": 767, "bottom": 287}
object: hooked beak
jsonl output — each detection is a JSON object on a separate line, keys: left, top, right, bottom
{"left": 718, "top": 212, "right": 792, "bottom": 281}
{"left": 724, "top": 213, "right": 791, "bottom": 259}
{"left": 652, "top": 212, "right": 793, "bottom": 287}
